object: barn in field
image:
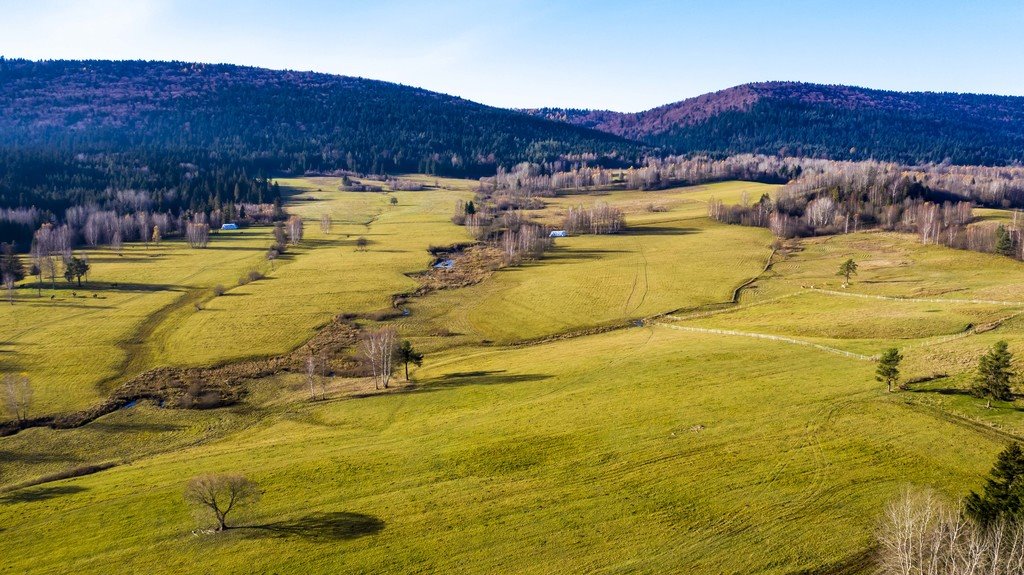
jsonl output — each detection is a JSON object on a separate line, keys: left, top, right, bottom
{"left": 221, "top": 223, "right": 239, "bottom": 230}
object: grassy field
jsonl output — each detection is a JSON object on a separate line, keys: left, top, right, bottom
{"left": 0, "top": 230, "right": 274, "bottom": 412}
{"left": 0, "top": 177, "right": 473, "bottom": 413}
{"left": 3, "top": 179, "right": 1024, "bottom": 573}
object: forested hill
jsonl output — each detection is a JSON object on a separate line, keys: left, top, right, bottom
{"left": 0, "top": 59, "right": 641, "bottom": 213}
{"left": 526, "top": 82, "right": 1024, "bottom": 166}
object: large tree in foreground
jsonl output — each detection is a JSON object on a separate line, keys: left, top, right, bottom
{"left": 973, "top": 340, "right": 1015, "bottom": 408}
{"left": 184, "top": 473, "right": 260, "bottom": 531}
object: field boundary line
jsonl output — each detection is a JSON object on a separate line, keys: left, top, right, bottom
{"left": 654, "top": 322, "right": 875, "bottom": 361}
{"left": 663, "top": 291, "right": 802, "bottom": 322}
{"left": 808, "top": 287, "right": 1024, "bottom": 307}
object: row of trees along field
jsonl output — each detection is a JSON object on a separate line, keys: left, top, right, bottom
{"left": 703, "top": 158, "right": 1024, "bottom": 259}
{"left": 485, "top": 155, "right": 1024, "bottom": 207}
{"left": 872, "top": 334, "right": 1018, "bottom": 409}
{"left": 451, "top": 187, "right": 625, "bottom": 267}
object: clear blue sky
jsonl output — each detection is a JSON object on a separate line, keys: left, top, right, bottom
{"left": 1, "top": 0, "right": 1022, "bottom": 111}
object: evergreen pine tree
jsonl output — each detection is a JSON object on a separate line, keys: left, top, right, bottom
{"left": 397, "top": 340, "right": 423, "bottom": 381}
{"left": 973, "top": 340, "right": 1015, "bottom": 406}
{"left": 875, "top": 348, "right": 902, "bottom": 392}
{"left": 965, "top": 443, "right": 1024, "bottom": 527}
{"left": 996, "top": 225, "right": 1015, "bottom": 256}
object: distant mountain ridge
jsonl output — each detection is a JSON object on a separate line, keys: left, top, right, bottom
{"left": 0, "top": 58, "right": 641, "bottom": 177}
{"left": 525, "top": 82, "right": 1024, "bottom": 165}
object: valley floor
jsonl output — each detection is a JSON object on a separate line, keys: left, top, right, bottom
{"left": 2, "top": 179, "right": 1024, "bottom": 573}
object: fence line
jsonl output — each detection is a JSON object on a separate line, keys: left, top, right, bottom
{"left": 808, "top": 288, "right": 1024, "bottom": 307}
{"left": 654, "top": 323, "right": 875, "bottom": 361}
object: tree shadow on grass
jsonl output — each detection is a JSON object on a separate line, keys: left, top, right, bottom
{"left": 242, "top": 512, "right": 384, "bottom": 541}
{"left": 540, "top": 248, "right": 631, "bottom": 263}
{"left": 89, "top": 420, "right": 184, "bottom": 433}
{"left": 625, "top": 226, "right": 698, "bottom": 236}
{"left": 0, "top": 485, "right": 87, "bottom": 504}
{"left": 0, "top": 450, "right": 79, "bottom": 464}
{"left": 906, "top": 387, "right": 972, "bottom": 396}
{"left": 425, "top": 370, "right": 552, "bottom": 389}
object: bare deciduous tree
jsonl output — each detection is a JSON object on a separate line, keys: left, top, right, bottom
{"left": 305, "top": 354, "right": 328, "bottom": 400}
{"left": 876, "top": 487, "right": 1024, "bottom": 574}
{"left": 361, "top": 327, "right": 398, "bottom": 390}
{"left": 286, "top": 215, "right": 304, "bottom": 245}
{"left": 319, "top": 213, "right": 331, "bottom": 235}
{"left": 186, "top": 217, "right": 210, "bottom": 249}
{"left": 2, "top": 373, "right": 32, "bottom": 422}
{"left": 184, "top": 473, "right": 260, "bottom": 532}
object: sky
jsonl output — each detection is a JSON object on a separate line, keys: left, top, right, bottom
{"left": 1, "top": 0, "right": 1022, "bottom": 112}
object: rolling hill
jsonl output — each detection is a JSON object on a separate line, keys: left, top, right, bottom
{"left": 526, "top": 82, "right": 1024, "bottom": 165}
{"left": 0, "top": 59, "right": 642, "bottom": 221}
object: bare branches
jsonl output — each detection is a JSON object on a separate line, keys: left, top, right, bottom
{"left": 305, "top": 353, "right": 328, "bottom": 400}
{"left": 286, "top": 215, "right": 304, "bottom": 244}
{"left": 184, "top": 473, "right": 260, "bottom": 531}
{"left": 2, "top": 373, "right": 32, "bottom": 422}
{"left": 185, "top": 214, "right": 210, "bottom": 248}
{"left": 563, "top": 203, "right": 625, "bottom": 235}
{"left": 361, "top": 327, "right": 398, "bottom": 390}
{"left": 877, "top": 488, "right": 1024, "bottom": 574}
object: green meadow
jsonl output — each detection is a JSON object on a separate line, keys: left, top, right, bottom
{"left": 3, "top": 178, "right": 1024, "bottom": 573}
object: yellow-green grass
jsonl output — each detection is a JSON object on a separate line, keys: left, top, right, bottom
{"left": 755, "top": 231, "right": 1024, "bottom": 302}
{"left": 972, "top": 207, "right": 1016, "bottom": 225}
{"left": 7, "top": 180, "right": 1024, "bottom": 573}
{"left": 155, "top": 179, "right": 472, "bottom": 366}
{"left": 533, "top": 181, "right": 780, "bottom": 227}
{"left": 404, "top": 194, "right": 775, "bottom": 344}
{"left": 0, "top": 327, "right": 1004, "bottom": 574}
{"left": 1, "top": 177, "right": 474, "bottom": 413}
{"left": 1, "top": 230, "right": 273, "bottom": 413}
{"left": 679, "top": 291, "right": 1013, "bottom": 350}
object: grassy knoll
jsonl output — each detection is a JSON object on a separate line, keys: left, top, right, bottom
{"left": 756, "top": 231, "right": 1024, "bottom": 302}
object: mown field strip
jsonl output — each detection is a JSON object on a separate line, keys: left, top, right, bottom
{"left": 654, "top": 322, "right": 876, "bottom": 360}
{"left": 808, "top": 287, "right": 1024, "bottom": 307}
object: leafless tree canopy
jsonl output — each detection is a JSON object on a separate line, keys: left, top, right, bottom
{"left": 563, "top": 203, "right": 625, "bottom": 235}
{"left": 286, "top": 215, "right": 304, "bottom": 244}
{"left": 319, "top": 213, "right": 331, "bottom": 235}
{"left": 2, "top": 373, "right": 33, "bottom": 422}
{"left": 185, "top": 214, "right": 210, "bottom": 249}
{"left": 305, "top": 353, "right": 328, "bottom": 400}
{"left": 184, "top": 473, "right": 260, "bottom": 531}
{"left": 877, "top": 488, "right": 1024, "bottom": 574}
{"left": 361, "top": 327, "right": 398, "bottom": 390}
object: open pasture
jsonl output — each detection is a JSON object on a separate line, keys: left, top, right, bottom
{"left": 4, "top": 179, "right": 1024, "bottom": 574}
